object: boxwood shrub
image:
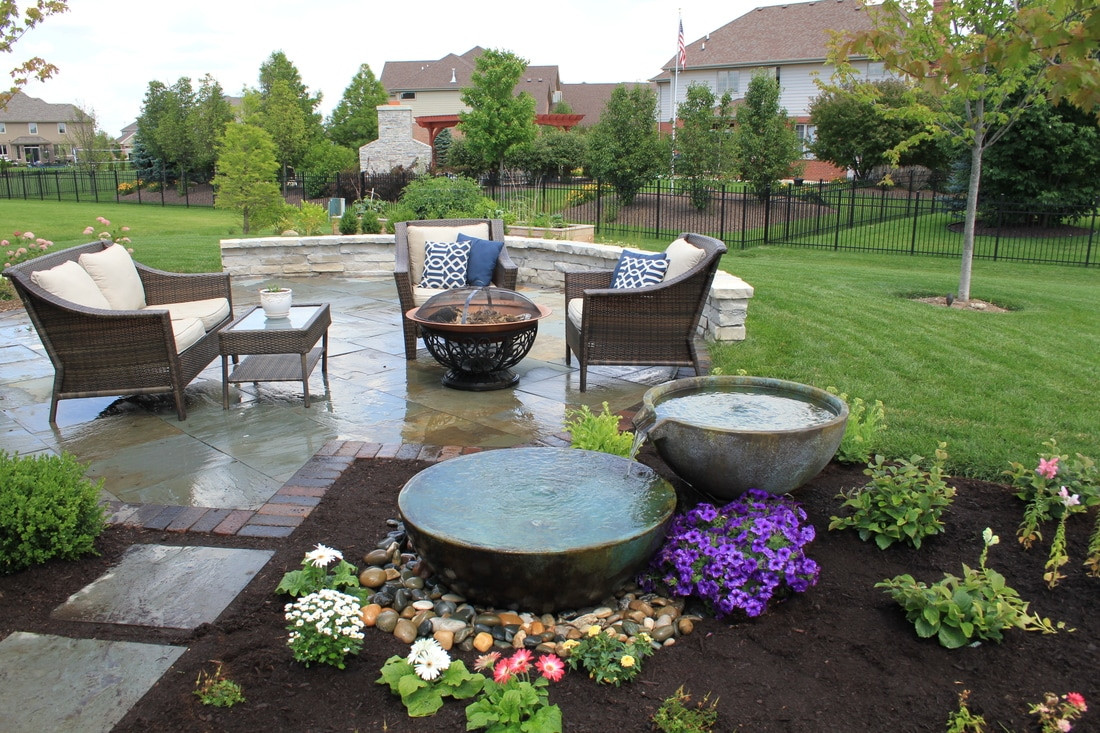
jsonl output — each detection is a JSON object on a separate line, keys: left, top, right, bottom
{"left": 0, "top": 450, "right": 106, "bottom": 574}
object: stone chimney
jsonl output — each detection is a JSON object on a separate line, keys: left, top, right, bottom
{"left": 359, "top": 104, "right": 432, "bottom": 175}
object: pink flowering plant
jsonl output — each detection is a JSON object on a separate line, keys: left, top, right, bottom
{"left": 3, "top": 230, "right": 53, "bottom": 269}
{"left": 1004, "top": 439, "right": 1100, "bottom": 583}
{"left": 1029, "top": 691, "right": 1088, "bottom": 732}
{"left": 466, "top": 649, "right": 565, "bottom": 732}
{"left": 83, "top": 216, "right": 132, "bottom": 248}
{"left": 640, "top": 489, "right": 820, "bottom": 618}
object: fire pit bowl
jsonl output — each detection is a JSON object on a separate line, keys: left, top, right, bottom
{"left": 406, "top": 287, "right": 552, "bottom": 390}
{"left": 633, "top": 375, "right": 849, "bottom": 498}
{"left": 398, "top": 447, "right": 677, "bottom": 613}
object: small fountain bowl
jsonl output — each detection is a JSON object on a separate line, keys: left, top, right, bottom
{"left": 634, "top": 376, "right": 849, "bottom": 498}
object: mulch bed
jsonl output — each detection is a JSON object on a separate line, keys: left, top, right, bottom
{"left": 2, "top": 448, "right": 1097, "bottom": 732}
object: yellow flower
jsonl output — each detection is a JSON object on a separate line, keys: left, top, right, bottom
{"left": 586, "top": 625, "right": 601, "bottom": 637}
{"left": 621, "top": 655, "right": 635, "bottom": 668}
{"left": 561, "top": 639, "right": 579, "bottom": 653}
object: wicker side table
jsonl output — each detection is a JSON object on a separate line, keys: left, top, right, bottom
{"left": 219, "top": 303, "right": 330, "bottom": 408}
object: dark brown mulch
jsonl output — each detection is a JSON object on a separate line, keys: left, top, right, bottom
{"left": 1, "top": 448, "right": 1097, "bottom": 733}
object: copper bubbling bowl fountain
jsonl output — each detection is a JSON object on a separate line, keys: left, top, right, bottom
{"left": 406, "top": 287, "right": 552, "bottom": 390}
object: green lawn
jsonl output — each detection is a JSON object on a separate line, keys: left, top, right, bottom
{"left": 5, "top": 200, "right": 1097, "bottom": 481}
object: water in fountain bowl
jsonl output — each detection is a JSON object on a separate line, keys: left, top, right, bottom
{"left": 654, "top": 390, "right": 837, "bottom": 432}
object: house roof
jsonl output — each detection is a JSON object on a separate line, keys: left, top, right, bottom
{"left": 653, "top": 0, "right": 873, "bottom": 79}
{"left": 380, "top": 47, "right": 563, "bottom": 113}
{"left": 558, "top": 82, "right": 654, "bottom": 126}
{"left": 0, "top": 91, "right": 81, "bottom": 122}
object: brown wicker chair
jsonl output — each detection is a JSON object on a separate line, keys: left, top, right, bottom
{"left": 393, "top": 218, "right": 516, "bottom": 360}
{"left": 3, "top": 241, "right": 233, "bottom": 422}
{"left": 564, "top": 232, "right": 728, "bottom": 391}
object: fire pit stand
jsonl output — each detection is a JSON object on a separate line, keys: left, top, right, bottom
{"left": 406, "top": 287, "right": 552, "bottom": 391}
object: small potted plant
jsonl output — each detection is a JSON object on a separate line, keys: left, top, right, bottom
{"left": 260, "top": 283, "right": 292, "bottom": 318}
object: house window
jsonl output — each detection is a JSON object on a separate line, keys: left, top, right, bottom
{"left": 0, "top": 144, "right": 8, "bottom": 159}
{"left": 866, "top": 62, "right": 886, "bottom": 79}
{"left": 717, "top": 70, "right": 740, "bottom": 95}
{"left": 28, "top": 122, "right": 38, "bottom": 134}
{"left": 0, "top": 122, "right": 5, "bottom": 133}
{"left": 400, "top": 91, "right": 416, "bottom": 100}
{"left": 796, "top": 124, "right": 816, "bottom": 158}
{"left": 58, "top": 122, "right": 66, "bottom": 134}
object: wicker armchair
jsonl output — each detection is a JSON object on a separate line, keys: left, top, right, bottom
{"left": 393, "top": 218, "right": 516, "bottom": 360}
{"left": 3, "top": 241, "right": 233, "bottom": 422}
{"left": 564, "top": 232, "right": 728, "bottom": 391}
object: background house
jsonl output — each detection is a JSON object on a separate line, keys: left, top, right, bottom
{"left": 653, "top": 0, "right": 881, "bottom": 180}
{"left": 0, "top": 92, "right": 91, "bottom": 165}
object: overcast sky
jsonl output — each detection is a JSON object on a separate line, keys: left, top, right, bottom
{"left": 15, "top": 0, "right": 770, "bottom": 136}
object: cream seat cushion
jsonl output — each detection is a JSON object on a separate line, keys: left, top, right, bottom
{"left": 567, "top": 297, "right": 584, "bottom": 328}
{"left": 406, "top": 223, "right": 490, "bottom": 283}
{"left": 171, "top": 317, "right": 206, "bottom": 353}
{"left": 30, "top": 260, "right": 112, "bottom": 310}
{"left": 413, "top": 286, "right": 448, "bottom": 307}
{"left": 663, "top": 237, "right": 706, "bottom": 281}
{"left": 78, "top": 244, "right": 147, "bottom": 310}
{"left": 146, "top": 297, "right": 231, "bottom": 331}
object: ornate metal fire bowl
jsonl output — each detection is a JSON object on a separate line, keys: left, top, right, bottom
{"left": 398, "top": 447, "right": 677, "bottom": 613}
{"left": 406, "top": 287, "right": 552, "bottom": 391}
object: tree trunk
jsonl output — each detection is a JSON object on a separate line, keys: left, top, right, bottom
{"left": 958, "top": 105, "right": 985, "bottom": 303}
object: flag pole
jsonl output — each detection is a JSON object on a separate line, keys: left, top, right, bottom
{"left": 672, "top": 10, "right": 684, "bottom": 183}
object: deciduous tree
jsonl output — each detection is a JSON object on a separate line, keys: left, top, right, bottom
{"left": 213, "top": 123, "right": 283, "bottom": 234}
{"left": 733, "top": 72, "right": 804, "bottom": 200}
{"left": 459, "top": 48, "right": 537, "bottom": 178}
{"left": 0, "top": 0, "right": 67, "bottom": 106}
{"left": 586, "top": 84, "right": 665, "bottom": 206}
{"left": 836, "top": 0, "right": 1100, "bottom": 302}
{"left": 676, "top": 83, "right": 735, "bottom": 210}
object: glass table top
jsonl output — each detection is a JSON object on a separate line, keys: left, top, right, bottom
{"left": 228, "top": 305, "right": 323, "bottom": 332}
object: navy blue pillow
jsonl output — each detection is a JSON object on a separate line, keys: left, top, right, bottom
{"left": 457, "top": 232, "right": 505, "bottom": 286}
{"left": 610, "top": 249, "right": 669, "bottom": 289}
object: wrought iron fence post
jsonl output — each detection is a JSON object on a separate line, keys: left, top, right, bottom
{"left": 184, "top": 171, "right": 190, "bottom": 208}
{"left": 1085, "top": 201, "right": 1097, "bottom": 266}
{"left": 655, "top": 178, "right": 662, "bottom": 237}
{"left": 595, "top": 179, "right": 602, "bottom": 234}
{"left": 763, "top": 185, "right": 772, "bottom": 244}
{"left": 719, "top": 183, "right": 727, "bottom": 244}
{"left": 910, "top": 188, "right": 921, "bottom": 255}
{"left": 993, "top": 195, "right": 1004, "bottom": 261}
{"left": 72, "top": 168, "right": 79, "bottom": 203}
{"left": 834, "top": 184, "right": 844, "bottom": 251}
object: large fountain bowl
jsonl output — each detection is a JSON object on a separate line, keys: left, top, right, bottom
{"left": 634, "top": 376, "right": 849, "bottom": 498}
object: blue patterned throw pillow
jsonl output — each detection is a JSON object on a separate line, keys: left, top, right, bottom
{"left": 419, "top": 240, "right": 471, "bottom": 289}
{"left": 610, "top": 250, "right": 669, "bottom": 289}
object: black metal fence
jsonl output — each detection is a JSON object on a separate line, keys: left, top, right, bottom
{"left": 2, "top": 167, "right": 1095, "bottom": 267}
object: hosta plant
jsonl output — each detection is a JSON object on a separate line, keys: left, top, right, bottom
{"left": 829, "top": 443, "right": 954, "bottom": 549}
{"left": 876, "top": 528, "right": 1064, "bottom": 649}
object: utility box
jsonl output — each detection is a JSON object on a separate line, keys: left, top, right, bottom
{"left": 328, "top": 198, "right": 345, "bottom": 217}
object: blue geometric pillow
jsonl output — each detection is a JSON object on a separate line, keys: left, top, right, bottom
{"left": 610, "top": 250, "right": 669, "bottom": 289}
{"left": 457, "top": 232, "right": 505, "bottom": 286}
{"left": 419, "top": 240, "right": 471, "bottom": 289}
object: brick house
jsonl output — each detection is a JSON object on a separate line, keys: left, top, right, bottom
{"left": 652, "top": 0, "right": 884, "bottom": 180}
{"left": 0, "top": 92, "right": 91, "bottom": 165}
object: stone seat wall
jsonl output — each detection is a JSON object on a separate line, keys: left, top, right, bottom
{"left": 219, "top": 235, "right": 753, "bottom": 342}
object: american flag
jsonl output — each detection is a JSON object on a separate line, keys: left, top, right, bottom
{"left": 677, "top": 19, "right": 686, "bottom": 70}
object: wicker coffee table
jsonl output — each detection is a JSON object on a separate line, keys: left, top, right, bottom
{"left": 219, "top": 303, "right": 330, "bottom": 408}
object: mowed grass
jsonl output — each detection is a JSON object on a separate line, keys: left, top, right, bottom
{"left": 5, "top": 201, "right": 1098, "bottom": 481}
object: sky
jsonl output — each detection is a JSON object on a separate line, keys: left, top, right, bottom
{"left": 14, "top": 0, "right": 770, "bottom": 137}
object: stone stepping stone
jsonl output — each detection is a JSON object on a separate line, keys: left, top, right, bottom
{"left": 52, "top": 544, "right": 274, "bottom": 629}
{"left": 0, "top": 632, "right": 185, "bottom": 733}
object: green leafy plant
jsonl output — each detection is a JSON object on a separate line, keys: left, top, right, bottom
{"left": 466, "top": 649, "right": 565, "bottom": 732}
{"left": 0, "top": 450, "right": 106, "bottom": 575}
{"left": 826, "top": 387, "right": 886, "bottom": 463}
{"left": 274, "top": 202, "right": 329, "bottom": 236}
{"left": 275, "top": 544, "right": 366, "bottom": 602}
{"left": 564, "top": 401, "right": 634, "bottom": 457}
{"left": 829, "top": 443, "right": 955, "bottom": 549}
{"left": 652, "top": 685, "right": 720, "bottom": 733}
{"left": 1003, "top": 439, "right": 1100, "bottom": 582}
{"left": 377, "top": 639, "right": 485, "bottom": 717}
{"left": 876, "top": 528, "right": 1064, "bottom": 649}
{"left": 284, "top": 588, "right": 365, "bottom": 669}
{"left": 193, "top": 662, "right": 245, "bottom": 708}
{"left": 945, "top": 689, "right": 986, "bottom": 732}
{"left": 1028, "top": 691, "right": 1088, "bottom": 732}
{"left": 561, "top": 625, "right": 655, "bottom": 686}
{"left": 338, "top": 206, "right": 359, "bottom": 235}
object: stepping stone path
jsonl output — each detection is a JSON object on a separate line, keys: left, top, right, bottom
{"left": 0, "top": 545, "right": 274, "bottom": 733}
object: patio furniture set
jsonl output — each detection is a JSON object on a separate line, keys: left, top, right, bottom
{"left": 3, "top": 221, "right": 727, "bottom": 421}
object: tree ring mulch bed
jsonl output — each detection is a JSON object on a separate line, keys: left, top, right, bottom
{"left": 1, "top": 448, "right": 1096, "bottom": 732}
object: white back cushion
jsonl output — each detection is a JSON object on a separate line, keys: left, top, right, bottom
{"left": 30, "top": 260, "right": 112, "bottom": 310}
{"left": 78, "top": 244, "right": 147, "bottom": 310}
{"left": 406, "top": 223, "right": 489, "bottom": 282}
{"left": 663, "top": 237, "right": 707, "bottom": 282}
